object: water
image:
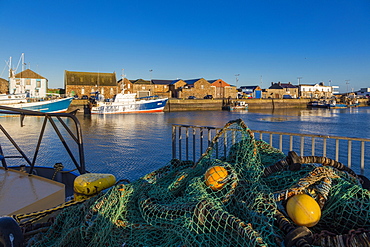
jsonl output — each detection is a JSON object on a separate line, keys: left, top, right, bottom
{"left": 1, "top": 106, "right": 370, "bottom": 181}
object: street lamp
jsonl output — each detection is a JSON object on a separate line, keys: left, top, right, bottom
{"left": 235, "top": 74, "right": 240, "bottom": 87}
{"left": 345, "top": 80, "right": 350, "bottom": 95}
{"left": 149, "top": 69, "right": 153, "bottom": 81}
{"left": 297, "top": 77, "right": 302, "bottom": 85}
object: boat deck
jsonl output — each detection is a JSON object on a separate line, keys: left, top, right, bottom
{"left": 0, "top": 168, "right": 65, "bottom": 216}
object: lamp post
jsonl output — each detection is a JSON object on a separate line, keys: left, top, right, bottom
{"left": 345, "top": 80, "right": 350, "bottom": 95}
{"left": 297, "top": 77, "right": 302, "bottom": 85}
{"left": 149, "top": 69, "right": 153, "bottom": 81}
{"left": 235, "top": 74, "right": 240, "bottom": 98}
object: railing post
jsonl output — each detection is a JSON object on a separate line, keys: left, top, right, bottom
{"left": 186, "top": 127, "right": 189, "bottom": 161}
{"left": 172, "top": 125, "right": 176, "bottom": 159}
{"left": 300, "top": 136, "right": 304, "bottom": 156}
{"left": 347, "top": 140, "right": 352, "bottom": 169}
{"left": 361, "top": 141, "right": 365, "bottom": 175}
{"left": 311, "top": 137, "right": 315, "bottom": 156}
{"left": 279, "top": 134, "right": 283, "bottom": 151}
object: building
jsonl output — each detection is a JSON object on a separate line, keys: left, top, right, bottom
{"left": 299, "top": 82, "right": 332, "bottom": 99}
{"left": 239, "top": 86, "right": 262, "bottom": 98}
{"left": 169, "top": 78, "right": 212, "bottom": 99}
{"left": 263, "top": 82, "right": 299, "bottom": 99}
{"left": 64, "top": 70, "right": 118, "bottom": 99}
{"left": 151, "top": 80, "right": 172, "bottom": 98}
{"left": 356, "top": 88, "right": 370, "bottom": 97}
{"left": 208, "top": 79, "right": 237, "bottom": 99}
{"left": 9, "top": 69, "right": 48, "bottom": 97}
{"left": 0, "top": 77, "right": 8, "bottom": 94}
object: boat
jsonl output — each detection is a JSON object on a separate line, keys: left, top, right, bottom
{"left": 307, "top": 100, "right": 327, "bottom": 108}
{"left": 1, "top": 97, "right": 73, "bottom": 113}
{"left": 326, "top": 99, "right": 347, "bottom": 109}
{"left": 0, "top": 106, "right": 117, "bottom": 246}
{"left": 8, "top": 118, "right": 370, "bottom": 246}
{"left": 0, "top": 93, "right": 27, "bottom": 104}
{"left": 90, "top": 91, "right": 168, "bottom": 114}
{"left": 225, "top": 100, "right": 248, "bottom": 111}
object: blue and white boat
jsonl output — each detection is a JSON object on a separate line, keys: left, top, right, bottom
{"left": 1, "top": 97, "right": 73, "bottom": 113}
{"left": 90, "top": 92, "right": 168, "bottom": 114}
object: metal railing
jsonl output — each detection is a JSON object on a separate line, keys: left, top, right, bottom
{"left": 0, "top": 105, "right": 86, "bottom": 174}
{"left": 172, "top": 124, "right": 370, "bottom": 175}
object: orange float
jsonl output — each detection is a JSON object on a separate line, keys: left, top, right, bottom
{"left": 204, "top": 166, "right": 228, "bottom": 191}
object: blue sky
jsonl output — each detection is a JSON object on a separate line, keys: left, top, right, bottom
{"left": 1, "top": 0, "right": 369, "bottom": 92}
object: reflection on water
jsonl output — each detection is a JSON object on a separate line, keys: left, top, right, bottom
{"left": 1, "top": 107, "right": 370, "bottom": 181}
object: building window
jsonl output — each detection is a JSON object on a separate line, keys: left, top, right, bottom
{"left": 101, "top": 88, "right": 104, "bottom": 94}
{"left": 36, "top": 80, "right": 41, "bottom": 88}
{"left": 26, "top": 79, "right": 31, "bottom": 85}
{"left": 81, "top": 88, "right": 85, "bottom": 95}
{"left": 128, "top": 84, "right": 130, "bottom": 89}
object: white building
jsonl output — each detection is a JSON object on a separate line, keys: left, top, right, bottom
{"left": 299, "top": 82, "right": 332, "bottom": 98}
{"left": 9, "top": 69, "right": 48, "bottom": 97}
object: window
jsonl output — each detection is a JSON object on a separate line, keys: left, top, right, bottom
{"left": 81, "top": 88, "right": 85, "bottom": 95}
{"left": 26, "top": 79, "right": 31, "bottom": 85}
{"left": 36, "top": 80, "right": 41, "bottom": 88}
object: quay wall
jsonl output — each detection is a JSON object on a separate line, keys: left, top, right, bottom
{"left": 68, "top": 98, "right": 369, "bottom": 112}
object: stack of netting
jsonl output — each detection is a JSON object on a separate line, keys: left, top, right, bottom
{"left": 27, "top": 119, "right": 370, "bottom": 247}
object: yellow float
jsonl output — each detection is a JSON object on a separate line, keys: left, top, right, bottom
{"left": 204, "top": 166, "right": 228, "bottom": 191}
{"left": 286, "top": 194, "right": 321, "bottom": 227}
{"left": 74, "top": 173, "right": 116, "bottom": 201}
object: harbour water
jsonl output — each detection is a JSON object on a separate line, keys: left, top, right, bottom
{"left": 1, "top": 106, "right": 370, "bottom": 181}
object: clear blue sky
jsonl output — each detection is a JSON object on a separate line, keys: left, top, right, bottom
{"left": 1, "top": 0, "right": 369, "bottom": 92}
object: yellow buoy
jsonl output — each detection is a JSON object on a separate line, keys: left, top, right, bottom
{"left": 286, "top": 194, "right": 321, "bottom": 227}
{"left": 74, "top": 173, "right": 116, "bottom": 200}
{"left": 204, "top": 166, "right": 228, "bottom": 191}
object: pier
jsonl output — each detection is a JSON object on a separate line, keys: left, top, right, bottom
{"left": 68, "top": 98, "right": 369, "bottom": 112}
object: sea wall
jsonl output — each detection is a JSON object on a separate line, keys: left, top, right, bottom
{"left": 68, "top": 98, "right": 369, "bottom": 113}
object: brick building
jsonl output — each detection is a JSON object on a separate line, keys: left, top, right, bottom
{"left": 64, "top": 70, "right": 118, "bottom": 99}
{"left": 170, "top": 78, "right": 213, "bottom": 99}
{"left": 0, "top": 78, "right": 8, "bottom": 94}
{"left": 263, "top": 82, "right": 299, "bottom": 99}
{"left": 208, "top": 79, "right": 237, "bottom": 99}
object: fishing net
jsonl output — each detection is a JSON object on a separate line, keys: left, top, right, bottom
{"left": 25, "top": 119, "right": 370, "bottom": 247}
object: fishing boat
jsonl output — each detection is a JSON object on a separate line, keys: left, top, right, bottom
{"left": 224, "top": 100, "right": 248, "bottom": 111}
{"left": 90, "top": 91, "right": 168, "bottom": 114}
{"left": 1, "top": 97, "right": 73, "bottom": 113}
{"left": 0, "top": 106, "right": 117, "bottom": 246}
{"left": 0, "top": 93, "right": 27, "bottom": 104}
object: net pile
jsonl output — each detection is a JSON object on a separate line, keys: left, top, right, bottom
{"left": 26, "top": 119, "right": 370, "bottom": 247}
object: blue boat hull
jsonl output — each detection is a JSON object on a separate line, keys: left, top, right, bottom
{"left": 91, "top": 98, "right": 168, "bottom": 114}
{"left": 2, "top": 97, "right": 73, "bottom": 113}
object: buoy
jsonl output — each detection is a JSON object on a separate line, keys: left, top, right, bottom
{"left": 74, "top": 173, "right": 116, "bottom": 200}
{"left": 204, "top": 166, "right": 228, "bottom": 191}
{"left": 0, "top": 217, "right": 23, "bottom": 247}
{"left": 286, "top": 194, "right": 321, "bottom": 227}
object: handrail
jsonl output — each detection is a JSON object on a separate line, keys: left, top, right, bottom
{"left": 172, "top": 124, "right": 370, "bottom": 175}
{"left": 0, "top": 105, "right": 86, "bottom": 174}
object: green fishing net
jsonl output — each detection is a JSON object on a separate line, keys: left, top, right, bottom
{"left": 25, "top": 119, "right": 370, "bottom": 247}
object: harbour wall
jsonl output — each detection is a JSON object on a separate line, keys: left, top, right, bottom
{"left": 68, "top": 98, "right": 369, "bottom": 112}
